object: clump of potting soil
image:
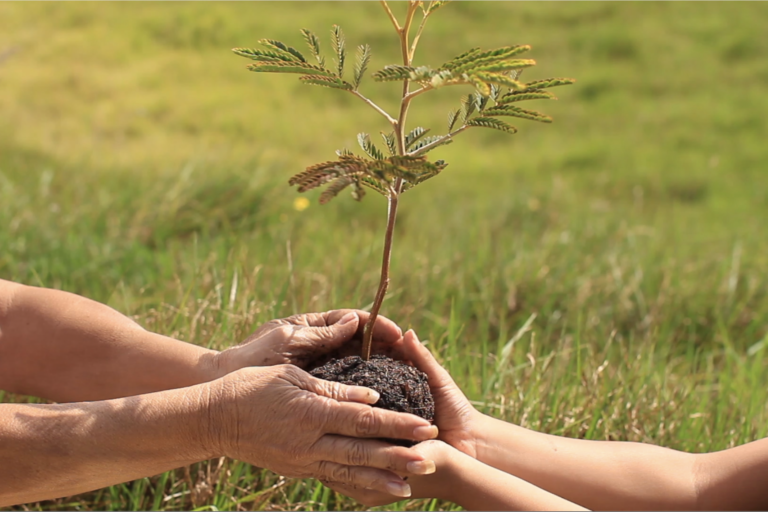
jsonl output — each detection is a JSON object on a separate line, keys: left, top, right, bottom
{"left": 310, "top": 355, "right": 434, "bottom": 445}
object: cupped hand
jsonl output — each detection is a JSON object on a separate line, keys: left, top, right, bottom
{"left": 204, "top": 364, "right": 439, "bottom": 496}
{"left": 400, "top": 330, "right": 482, "bottom": 458}
{"left": 324, "top": 440, "right": 458, "bottom": 507}
{"left": 215, "top": 310, "right": 405, "bottom": 373}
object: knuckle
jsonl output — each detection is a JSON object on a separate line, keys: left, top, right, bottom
{"left": 345, "top": 440, "right": 369, "bottom": 466}
{"left": 353, "top": 408, "right": 378, "bottom": 437}
{"left": 329, "top": 464, "right": 353, "bottom": 483}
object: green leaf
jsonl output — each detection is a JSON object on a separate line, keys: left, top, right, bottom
{"left": 497, "top": 90, "right": 557, "bottom": 104}
{"left": 258, "top": 39, "right": 307, "bottom": 63}
{"left": 331, "top": 25, "right": 346, "bottom": 78}
{"left": 468, "top": 75, "right": 492, "bottom": 97}
{"left": 473, "top": 72, "right": 526, "bottom": 91}
{"left": 353, "top": 44, "right": 371, "bottom": 90}
{"left": 427, "top": 0, "right": 449, "bottom": 14}
{"left": 444, "top": 45, "right": 532, "bottom": 72}
{"left": 381, "top": 132, "right": 397, "bottom": 156}
{"left": 409, "top": 135, "right": 454, "bottom": 155}
{"left": 319, "top": 176, "right": 355, "bottom": 205}
{"left": 372, "top": 65, "right": 416, "bottom": 82}
{"left": 405, "top": 127, "right": 430, "bottom": 150}
{"left": 336, "top": 148, "right": 354, "bottom": 157}
{"left": 289, "top": 155, "right": 370, "bottom": 193}
{"left": 429, "top": 69, "right": 455, "bottom": 88}
{"left": 360, "top": 176, "right": 390, "bottom": 197}
{"left": 357, "top": 133, "right": 386, "bottom": 160}
{"left": 525, "top": 77, "right": 577, "bottom": 89}
{"left": 351, "top": 178, "right": 366, "bottom": 201}
{"left": 299, "top": 74, "right": 353, "bottom": 90}
{"left": 460, "top": 93, "right": 481, "bottom": 122}
{"left": 470, "top": 59, "right": 536, "bottom": 74}
{"left": 247, "top": 61, "right": 336, "bottom": 77}
{"left": 466, "top": 117, "right": 518, "bottom": 133}
{"left": 440, "top": 47, "right": 482, "bottom": 71}
{"left": 232, "top": 48, "right": 295, "bottom": 62}
{"left": 409, "top": 65, "right": 437, "bottom": 82}
{"left": 484, "top": 105, "right": 553, "bottom": 123}
{"left": 300, "top": 29, "right": 325, "bottom": 67}
{"left": 447, "top": 108, "right": 461, "bottom": 132}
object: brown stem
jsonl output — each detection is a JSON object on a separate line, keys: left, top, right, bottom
{"left": 361, "top": 1, "right": 420, "bottom": 360}
{"left": 361, "top": 191, "right": 399, "bottom": 360}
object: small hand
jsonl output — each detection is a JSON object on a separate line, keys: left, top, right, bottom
{"left": 215, "top": 310, "right": 405, "bottom": 372}
{"left": 204, "top": 364, "right": 439, "bottom": 496}
{"left": 325, "top": 440, "right": 458, "bottom": 507}
{"left": 400, "top": 330, "right": 481, "bottom": 458}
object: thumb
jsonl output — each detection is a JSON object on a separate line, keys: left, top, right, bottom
{"left": 300, "top": 371, "right": 381, "bottom": 405}
{"left": 403, "top": 329, "right": 454, "bottom": 388}
{"left": 302, "top": 311, "right": 360, "bottom": 349}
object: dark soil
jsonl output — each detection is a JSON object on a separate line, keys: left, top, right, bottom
{"left": 310, "top": 355, "right": 434, "bottom": 445}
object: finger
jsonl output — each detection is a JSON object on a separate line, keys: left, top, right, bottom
{"left": 326, "top": 309, "right": 403, "bottom": 345}
{"left": 314, "top": 435, "right": 436, "bottom": 475}
{"left": 402, "top": 329, "right": 455, "bottom": 389}
{"left": 298, "top": 370, "right": 382, "bottom": 405}
{"left": 297, "top": 311, "right": 360, "bottom": 351}
{"left": 328, "top": 400, "right": 438, "bottom": 441}
{"left": 315, "top": 461, "right": 412, "bottom": 498}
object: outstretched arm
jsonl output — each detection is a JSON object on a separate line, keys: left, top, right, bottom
{"left": 0, "top": 279, "right": 404, "bottom": 402}
{"left": 0, "top": 364, "right": 438, "bottom": 507}
{"left": 327, "top": 440, "right": 587, "bottom": 511}
{"left": 0, "top": 279, "right": 218, "bottom": 401}
{"left": 403, "top": 330, "right": 768, "bottom": 511}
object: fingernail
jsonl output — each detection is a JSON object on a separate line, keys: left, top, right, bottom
{"left": 406, "top": 460, "right": 436, "bottom": 475}
{"left": 340, "top": 312, "right": 358, "bottom": 325}
{"left": 348, "top": 386, "right": 380, "bottom": 404}
{"left": 413, "top": 425, "right": 439, "bottom": 440}
{"left": 386, "top": 481, "right": 412, "bottom": 498}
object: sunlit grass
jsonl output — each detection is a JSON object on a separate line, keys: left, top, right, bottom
{"left": 2, "top": 1, "right": 768, "bottom": 510}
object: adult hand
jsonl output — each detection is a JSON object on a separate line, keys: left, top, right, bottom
{"left": 324, "top": 440, "right": 456, "bottom": 507}
{"left": 215, "top": 310, "right": 405, "bottom": 373}
{"left": 400, "top": 330, "right": 482, "bottom": 458}
{"left": 206, "top": 364, "right": 439, "bottom": 497}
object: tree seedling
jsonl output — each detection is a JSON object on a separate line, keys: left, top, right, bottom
{"left": 233, "top": 0, "right": 574, "bottom": 419}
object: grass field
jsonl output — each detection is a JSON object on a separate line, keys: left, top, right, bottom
{"left": 2, "top": 1, "right": 768, "bottom": 510}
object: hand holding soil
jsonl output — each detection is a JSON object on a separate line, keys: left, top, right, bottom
{"left": 215, "top": 309, "right": 406, "bottom": 372}
{"left": 207, "top": 364, "right": 438, "bottom": 496}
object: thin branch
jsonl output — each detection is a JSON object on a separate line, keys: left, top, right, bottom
{"left": 404, "top": 84, "right": 433, "bottom": 102}
{"left": 409, "top": 9, "right": 430, "bottom": 61}
{"left": 395, "top": 1, "right": 420, "bottom": 155}
{"left": 380, "top": 0, "right": 401, "bottom": 32}
{"left": 350, "top": 90, "right": 397, "bottom": 126}
{"left": 408, "top": 124, "right": 470, "bottom": 156}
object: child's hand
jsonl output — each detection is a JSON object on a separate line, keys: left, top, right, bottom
{"left": 324, "top": 440, "right": 459, "bottom": 507}
{"left": 401, "top": 330, "right": 482, "bottom": 458}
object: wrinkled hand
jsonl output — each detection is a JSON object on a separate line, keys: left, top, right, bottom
{"left": 400, "top": 330, "right": 481, "bottom": 458}
{"left": 215, "top": 310, "right": 405, "bottom": 373}
{"left": 205, "top": 364, "right": 439, "bottom": 496}
{"left": 325, "top": 440, "right": 457, "bottom": 507}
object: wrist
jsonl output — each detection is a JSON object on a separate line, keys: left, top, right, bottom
{"left": 472, "top": 412, "right": 500, "bottom": 463}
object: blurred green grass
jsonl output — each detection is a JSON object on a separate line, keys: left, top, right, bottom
{"left": 1, "top": 1, "right": 768, "bottom": 510}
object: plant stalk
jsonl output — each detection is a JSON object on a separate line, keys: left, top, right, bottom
{"left": 361, "top": 0, "right": 420, "bottom": 360}
{"left": 361, "top": 191, "right": 399, "bottom": 360}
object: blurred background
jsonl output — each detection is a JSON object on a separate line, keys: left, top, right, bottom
{"left": 1, "top": 2, "right": 767, "bottom": 510}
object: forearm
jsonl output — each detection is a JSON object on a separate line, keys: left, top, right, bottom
{"left": 0, "top": 385, "right": 211, "bottom": 507}
{"left": 474, "top": 414, "right": 698, "bottom": 511}
{"left": 0, "top": 280, "right": 221, "bottom": 401}
{"left": 424, "top": 448, "right": 585, "bottom": 511}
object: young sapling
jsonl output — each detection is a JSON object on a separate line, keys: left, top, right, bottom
{"left": 233, "top": 0, "right": 574, "bottom": 421}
